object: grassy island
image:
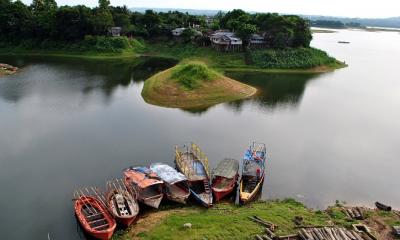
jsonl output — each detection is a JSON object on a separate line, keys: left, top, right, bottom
{"left": 141, "top": 61, "right": 257, "bottom": 109}
{"left": 114, "top": 199, "right": 400, "bottom": 240}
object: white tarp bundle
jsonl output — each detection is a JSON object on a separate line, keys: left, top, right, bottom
{"left": 150, "top": 163, "right": 187, "bottom": 184}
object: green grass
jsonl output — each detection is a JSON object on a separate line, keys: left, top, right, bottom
{"left": 146, "top": 42, "right": 345, "bottom": 72}
{"left": 169, "top": 62, "right": 219, "bottom": 90}
{"left": 127, "top": 199, "right": 337, "bottom": 240}
{"left": 248, "top": 47, "right": 339, "bottom": 69}
{"left": 0, "top": 39, "right": 345, "bottom": 71}
{"left": 0, "top": 37, "right": 146, "bottom": 60}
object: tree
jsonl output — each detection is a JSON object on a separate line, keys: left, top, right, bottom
{"left": 236, "top": 23, "right": 258, "bottom": 42}
{"left": 55, "top": 5, "right": 93, "bottom": 40}
{"left": 292, "top": 19, "right": 312, "bottom": 47}
{"left": 92, "top": 0, "right": 113, "bottom": 35}
{"left": 98, "top": 0, "right": 110, "bottom": 9}
{"left": 0, "top": 0, "right": 34, "bottom": 38}
{"left": 31, "top": 0, "right": 58, "bottom": 38}
{"left": 110, "top": 6, "right": 132, "bottom": 34}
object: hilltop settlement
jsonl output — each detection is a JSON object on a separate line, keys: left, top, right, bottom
{"left": 0, "top": 1, "right": 343, "bottom": 70}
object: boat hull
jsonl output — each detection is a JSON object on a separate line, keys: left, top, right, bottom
{"left": 142, "top": 194, "right": 164, "bottom": 209}
{"left": 106, "top": 191, "right": 139, "bottom": 228}
{"left": 166, "top": 193, "right": 189, "bottom": 204}
{"left": 239, "top": 174, "right": 265, "bottom": 204}
{"left": 212, "top": 175, "right": 238, "bottom": 202}
{"left": 191, "top": 190, "right": 213, "bottom": 208}
{"left": 74, "top": 196, "right": 116, "bottom": 240}
{"left": 212, "top": 188, "right": 233, "bottom": 202}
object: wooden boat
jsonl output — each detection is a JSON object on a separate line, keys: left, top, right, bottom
{"left": 375, "top": 201, "right": 392, "bottom": 211}
{"left": 175, "top": 143, "right": 213, "bottom": 207}
{"left": 73, "top": 190, "right": 116, "bottom": 240}
{"left": 239, "top": 142, "right": 267, "bottom": 204}
{"left": 105, "top": 179, "right": 139, "bottom": 227}
{"left": 123, "top": 167, "right": 164, "bottom": 209}
{"left": 150, "top": 163, "right": 190, "bottom": 204}
{"left": 211, "top": 158, "right": 239, "bottom": 202}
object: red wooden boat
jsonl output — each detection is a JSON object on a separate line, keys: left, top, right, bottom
{"left": 74, "top": 191, "right": 116, "bottom": 240}
{"left": 212, "top": 158, "right": 239, "bottom": 202}
{"left": 106, "top": 179, "right": 139, "bottom": 227}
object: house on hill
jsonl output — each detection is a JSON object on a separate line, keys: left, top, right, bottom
{"left": 248, "top": 34, "right": 266, "bottom": 49}
{"left": 171, "top": 27, "right": 186, "bottom": 37}
{"left": 205, "top": 17, "right": 214, "bottom": 26}
{"left": 109, "top": 27, "right": 122, "bottom": 37}
{"left": 209, "top": 31, "right": 242, "bottom": 52}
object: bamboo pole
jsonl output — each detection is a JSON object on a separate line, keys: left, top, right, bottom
{"left": 78, "top": 189, "right": 97, "bottom": 215}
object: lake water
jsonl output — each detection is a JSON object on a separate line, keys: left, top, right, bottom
{"left": 1, "top": 29, "right": 400, "bottom": 239}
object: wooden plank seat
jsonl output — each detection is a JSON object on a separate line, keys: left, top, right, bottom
{"left": 93, "top": 223, "right": 110, "bottom": 231}
{"left": 85, "top": 213, "right": 105, "bottom": 222}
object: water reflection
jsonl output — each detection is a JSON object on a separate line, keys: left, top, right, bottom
{"left": 0, "top": 56, "right": 177, "bottom": 103}
{"left": 0, "top": 55, "right": 320, "bottom": 114}
{"left": 225, "top": 71, "right": 321, "bottom": 111}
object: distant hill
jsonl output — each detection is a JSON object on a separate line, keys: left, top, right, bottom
{"left": 131, "top": 7, "right": 400, "bottom": 28}
{"left": 303, "top": 15, "right": 400, "bottom": 28}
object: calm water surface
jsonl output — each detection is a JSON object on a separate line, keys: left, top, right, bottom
{"left": 0, "top": 30, "right": 399, "bottom": 239}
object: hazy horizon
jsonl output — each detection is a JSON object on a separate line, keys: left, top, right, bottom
{"left": 19, "top": 0, "right": 400, "bottom": 19}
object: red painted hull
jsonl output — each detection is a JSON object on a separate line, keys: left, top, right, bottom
{"left": 74, "top": 196, "right": 116, "bottom": 240}
{"left": 211, "top": 175, "right": 238, "bottom": 202}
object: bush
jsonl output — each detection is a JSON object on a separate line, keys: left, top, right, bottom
{"left": 170, "top": 62, "right": 219, "bottom": 90}
{"left": 0, "top": 36, "right": 141, "bottom": 53}
{"left": 248, "top": 47, "right": 337, "bottom": 69}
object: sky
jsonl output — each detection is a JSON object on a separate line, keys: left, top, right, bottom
{"left": 20, "top": 0, "right": 400, "bottom": 18}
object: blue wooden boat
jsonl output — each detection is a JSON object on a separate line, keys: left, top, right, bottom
{"left": 175, "top": 143, "right": 213, "bottom": 208}
{"left": 239, "top": 142, "right": 266, "bottom": 204}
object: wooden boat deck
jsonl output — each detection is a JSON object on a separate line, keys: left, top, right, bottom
{"left": 179, "top": 152, "right": 208, "bottom": 181}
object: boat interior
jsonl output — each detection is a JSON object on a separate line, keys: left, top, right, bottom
{"left": 81, "top": 203, "right": 110, "bottom": 231}
{"left": 168, "top": 181, "right": 190, "bottom": 197}
{"left": 213, "top": 176, "right": 233, "bottom": 189}
{"left": 241, "top": 175, "right": 260, "bottom": 193}
{"left": 111, "top": 193, "right": 133, "bottom": 217}
{"left": 140, "top": 184, "right": 163, "bottom": 199}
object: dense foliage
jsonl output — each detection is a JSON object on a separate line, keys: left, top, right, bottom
{"left": 311, "top": 20, "right": 364, "bottom": 29}
{"left": 0, "top": 0, "right": 205, "bottom": 41}
{"left": 248, "top": 48, "right": 337, "bottom": 69}
{"left": 0, "top": 35, "right": 145, "bottom": 53}
{"left": 216, "top": 9, "right": 312, "bottom": 48}
{"left": 0, "top": 1, "right": 312, "bottom": 50}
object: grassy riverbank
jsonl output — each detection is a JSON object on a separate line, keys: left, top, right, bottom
{"left": 1, "top": 39, "right": 346, "bottom": 72}
{"left": 0, "top": 37, "right": 145, "bottom": 60}
{"left": 145, "top": 42, "right": 346, "bottom": 73}
{"left": 141, "top": 61, "right": 257, "bottom": 109}
{"left": 114, "top": 199, "right": 400, "bottom": 240}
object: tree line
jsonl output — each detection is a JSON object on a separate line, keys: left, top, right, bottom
{"left": 0, "top": 0, "right": 312, "bottom": 49}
